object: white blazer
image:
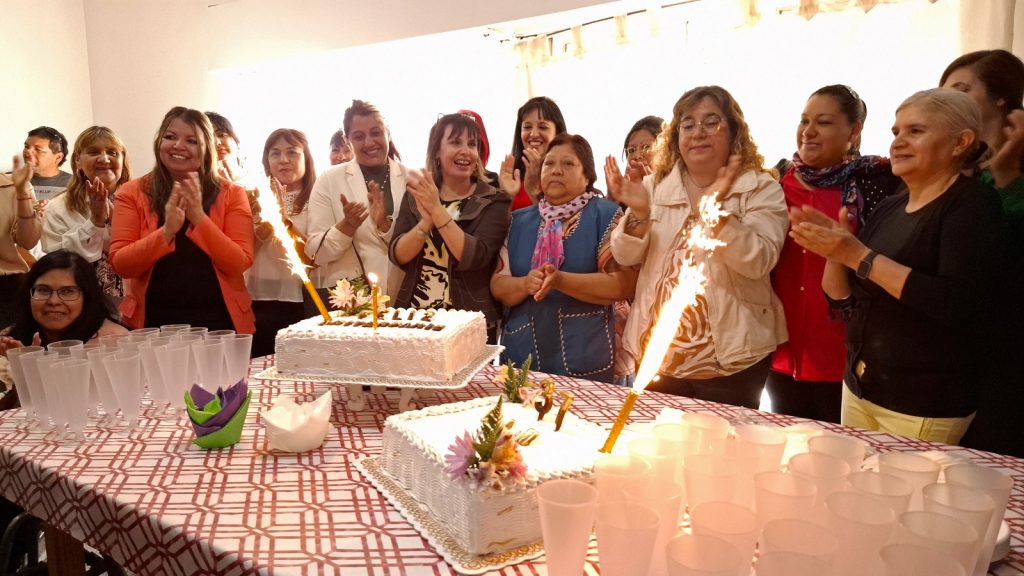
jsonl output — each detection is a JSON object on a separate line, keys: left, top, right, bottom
{"left": 304, "top": 159, "right": 407, "bottom": 293}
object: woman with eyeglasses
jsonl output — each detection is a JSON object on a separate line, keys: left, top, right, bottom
{"left": 499, "top": 97, "right": 567, "bottom": 210}
{"left": 389, "top": 114, "right": 510, "bottom": 341}
{"left": 605, "top": 116, "right": 663, "bottom": 204}
{"left": 110, "top": 107, "right": 255, "bottom": 333}
{"left": 41, "top": 127, "right": 131, "bottom": 307}
{"left": 608, "top": 86, "right": 788, "bottom": 408}
{"left": 305, "top": 100, "right": 406, "bottom": 297}
{"left": 767, "top": 86, "right": 902, "bottom": 423}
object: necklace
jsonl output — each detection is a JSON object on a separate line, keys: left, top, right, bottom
{"left": 362, "top": 161, "right": 390, "bottom": 192}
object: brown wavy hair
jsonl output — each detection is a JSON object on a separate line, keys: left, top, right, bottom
{"left": 425, "top": 114, "right": 487, "bottom": 188}
{"left": 653, "top": 86, "right": 766, "bottom": 185}
{"left": 262, "top": 129, "right": 317, "bottom": 215}
{"left": 65, "top": 126, "right": 132, "bottom": 218}
{"left": 148, "top": 107, "right": 221, "bottom": 224}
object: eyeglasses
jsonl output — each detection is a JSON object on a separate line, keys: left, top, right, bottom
{"left": 624, "top": 143, "right": 655, "bottom": 159}
{"left": 30, "top": 286, "right": 82, "bottom": 301}
{"left": 679, "top": 115, "right": 724, "bottom": 136}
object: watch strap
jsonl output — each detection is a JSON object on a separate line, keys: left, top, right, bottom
{"left": 856, "top": 250, "right": 878, "bottom": 279}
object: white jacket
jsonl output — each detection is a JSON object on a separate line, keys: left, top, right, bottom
{"left": 304, "top": 160, "right": 407, "bottom": 293}
{"left": 611, "top": 165, "right": 789, "bottom": 374}
{"left": 41, "top": 192, "right": 108, "bottom": 263}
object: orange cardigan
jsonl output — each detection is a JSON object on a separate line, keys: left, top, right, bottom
{"left": 109, "top": 175, "right": 255, "bottom": 333}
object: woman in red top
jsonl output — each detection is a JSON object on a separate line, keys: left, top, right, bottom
{"left": 768, "top": 85, "right": 900, "bottom": 422}
{"left": 499, "top": 97, "right": 566, "bottom": 211}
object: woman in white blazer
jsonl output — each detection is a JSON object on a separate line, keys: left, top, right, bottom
{"left": 305, "top": 100, "right": 407, "bottom": 298}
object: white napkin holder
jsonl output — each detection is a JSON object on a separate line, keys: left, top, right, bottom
{"left": 262, "top": 390, "right": 333, "bottom": 452}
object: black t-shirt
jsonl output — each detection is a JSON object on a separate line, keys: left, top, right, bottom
{"left": 145, "top": 227, "right": 233, "bottom": 331}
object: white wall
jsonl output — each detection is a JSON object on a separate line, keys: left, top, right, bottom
{"left": 0, "top": 0, "right": 94, "bottom": 172}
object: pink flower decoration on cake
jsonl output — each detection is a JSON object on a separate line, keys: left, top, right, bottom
{"left": 444, "top": 431, "right": 477, "bottom": 478}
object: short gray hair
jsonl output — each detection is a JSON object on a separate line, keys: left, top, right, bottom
{"left": 897, "top": 88, "right": 982, "bottom": 162}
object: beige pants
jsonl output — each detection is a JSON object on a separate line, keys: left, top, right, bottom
{"left": 841, "top": 384, "right": 975, "bottom": 445}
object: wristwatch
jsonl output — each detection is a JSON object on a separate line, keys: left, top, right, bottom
{"left": 856, "top": 250, "right": 879, "bottom": 280}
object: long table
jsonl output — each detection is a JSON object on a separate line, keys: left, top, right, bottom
{"left": 0, "top": 357, "right": 1020, "bottom": 575}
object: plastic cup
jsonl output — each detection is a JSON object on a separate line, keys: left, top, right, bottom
{"left": 707, "top": 436, "right": 760, "bottom": 507}
{"left": 898, "top": 510, "right": 979, "bottom": 575}
{"left": 192, "top": 339, "right": 225, "bottom": 389}
{"left": 734, "top": 424, "right": 787, "bottom": 473}
{"left": 57, "top": 359, "right": 91, "bottom": 441}
{"left": 825, "top": 491, "right": 896, "bottom": 576}
{"left": 846, "top": 470, "right": 914, "bottom": 518}
{"left": 536, "top": 479, "right": 598, "bottom": 576}
{"left": 760, "top": 518, "right": 838, "bottom": 565}
{"left": 157, "top": 341, "right": 192, "bottom": 404}
{"left": 684, "top": 453, "right": 737, "bottom": 510}
{"left": 879, "top": 543, "right": 966, "bottom": 576}
{"left": 681, "top": 412, "right": 730, "bottom": 456}
{"left": 180, "top": 327, "right": 208, "bottom": 338}
{"left": 221, "top": 333, "right": 253, "bottom": 385}
{"left": 754, "top": 551, "right": 829, "bottom": 576}
{"left": 159, "top": 324, "right": 190, "bottom": 333}
{"left": 205, "top": 329, "right": 236, "bottom": 340}
{"left": 630, "top": 437, "right": 679, "bottom": 484}
{"left": 789, "top": 452, "right": 850, "bottom": 522}
{"left": 130, "top": 327, "right": 160, "bottom": 338}
{"left": 665, "top": 533, "right": 742, "bottom": 576}
{"left": 595, "top": 454, "right": 651, "bottom": 503}
{"left": 97, "top": 333, "right": 130, "bottom": 350}
{"left": 6, "top": 346, "right": 44, "bottom": 422}
{"left": 47, "top": 339, "right": 83, "bottom": 358}
{"left": 753, "top": 471, "right": 817, "bottom": 528}
{"left": 595, "top": 500, "right": 661, "bottom": 576}
{"left": 623, "top": 478, "right": 684, "bottom": 576}
{"left": 921, "top": 483, "right": 995, "bottom": 575}
{"left": 36, "top": 354, "right": 70, "bottom": 435}
{"left": 878, "top": 452, "right": 939, "bottom": 511}
{"left": 138, "top": 341, "right": 169, "bottom": 411}
{"left": 690, "top": 501, "right": 757, "bottom": 575}
{"left": 944, "top": 463, "right": 1013, "bottom": 576}
{"left": 808, "top": 434, "right": 868, "bottom": 472}
{"left": 87, "top": 349, "right": 120, "bottom": 421}
{"left": 103, "top": 351, "right": 143, "bottom": 430}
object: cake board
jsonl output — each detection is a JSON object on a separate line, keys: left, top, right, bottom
{"left": 253, "top": 345, "right": 503, "bottom": 411}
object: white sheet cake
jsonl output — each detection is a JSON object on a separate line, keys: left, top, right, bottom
{"left": 274, "top": 308, "right": 487, "bottom": 381}
{"left": 380, "top": 396, "right": 605, "bottom": 556}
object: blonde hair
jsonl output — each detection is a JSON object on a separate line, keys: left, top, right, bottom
{"left": 897, "top": 88, "right": 982, "bottom": 166}
{"left": 653, "top": 86, "right": 766, "bottom": 185}
{"left": 148, "top": 107, "right": 221, "bottom": 223}
{"left": 65, "top": 126, "right": 131, "bottom": 217}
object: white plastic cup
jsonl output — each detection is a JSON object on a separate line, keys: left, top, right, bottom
{"left": 808, "top": 433, "right": 868, "bottom": 473}
{"left": 684, "top": 453, "right": 737, "bottom": 510}
{"left": 878, "top": 452, "right": 939, "bottom": 511}
{"left": 753, "top": 471, "right": 817, "bottom": 528}
{"left": 846, "top": 470, "right": 914, "bottom": 518}
{"left": 825, "top": 491, "right": 896, "bottom": 576}
{"left": 680, "top": 412, "right": 730, "bottom": 456}
{"left": 734, "top": 424, "right": 787, "bottom": 473}
{"left": 944, "top": 463, "right": 1013, "bottom": 576}
{"left": 665, "top": 533, "right": 742, "bottom": 576}
{"left": 754, "top": 551, "right": 829, "bottom": 576}
{"left": 622, "top": 477, "right": 684, "bottom": 576}
{"left": 57, "top": 359, "right": 91, "bottom": 441}
{"left": 898, "top": 510, "right": 979, "bottom": 575}
{"left": 690, "top": 501, "right": 757, "bottom": 576}
{"left": 595, "top": 454, "right": 651, "bottom": 503}
{"left": 159, "top": 324, "right": 190, "bottom": 333}
{"left": 760, "top": 518, "right": 838, "bottom": 566}
{"left": 87, "top": 349, "right": 120, "bottom": 421}
{"left": 6, "top": 346, "right": 44, "bottom": 421}
{"left": 595, "top": 500, "right": 661, "bottom": 576}
{"left": 536, "top": 479, "right": 598, "bottom": 576}
{"left": 789, "top": 451, "right": 851, "bottom": 522}
{"left": 880, "top": 543, "right": 966, "bottom": 576}
{"left": 221, "top": 333, "right": 253, "bottom": 385}
{"left": 103, "top": 351, "right": 143, "bottom": 430}
{"left": 192, "top": 339, "right": 225, "bottom": 389}
{"left": 921, "top": 483, "right": 995, "bottom": 575}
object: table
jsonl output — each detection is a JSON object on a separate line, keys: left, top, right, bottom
{"left": 0, "top": 358, "right": 1020, "bottom": 575}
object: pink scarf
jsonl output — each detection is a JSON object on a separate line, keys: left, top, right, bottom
{"left": 531, "top": 190, "right": 596, "bottom": 269}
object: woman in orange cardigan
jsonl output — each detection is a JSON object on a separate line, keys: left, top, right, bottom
{"left": 110, "top": 107, "right": 254, "bottom": 333}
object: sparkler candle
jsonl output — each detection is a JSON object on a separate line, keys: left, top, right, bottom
{"left": 253, "top": 179, "right": 332, "bottom": 324}
{"left": 601, "top": 194, "right": 728, "bottom": 453}
{"left": 367, "top": 272, "right": 380, "bottom": 330}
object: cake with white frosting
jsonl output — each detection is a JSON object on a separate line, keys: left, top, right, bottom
{"left": 274, "top": 308, "right": 487, "bottom": 381}
{"left": 380, "top": 396, "right": 605, "bottom": 556}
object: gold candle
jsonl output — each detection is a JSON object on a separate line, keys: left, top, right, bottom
{"left": 303, "top": 280, "right": 332, "bottom": 324}
{"left": 600, "top": 389, "right": 640, "bottom": 453}
{"left": 368, "top": 273, "right": 379, "bottom": 330}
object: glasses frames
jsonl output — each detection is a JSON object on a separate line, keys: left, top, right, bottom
{"left": 30, "top": 286, "right": 83, "bottom": 302}
{"left": 679, "top": 115, "right": 724, "bottom": 136}
{"left": 624, "top": 143, "right": 655, "bottom": 159}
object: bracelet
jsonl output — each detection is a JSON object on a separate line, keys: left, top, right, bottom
{"left": 16, "top": 196, "right": 33, "bottom": 201}
{"left": 625, "top": 215, "right": 650, "bottom": 232}
{"left": 17, "top": 214, "right": 36, "bottom": 220}
{"left": 439, "top": 217, "right": 454, "bottom": 230}
{"left": 413, "top": 227, "right": 428, "bottom": 237}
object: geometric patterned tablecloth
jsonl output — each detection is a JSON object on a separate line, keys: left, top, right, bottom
{"left": 0, "top": 356, "right": 1020, "bottom": 575}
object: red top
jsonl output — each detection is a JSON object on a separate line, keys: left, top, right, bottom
{"left": 770, "top": 170, "right": 851, "bottom": 382}
{"left": 511, "top": 183, "right": 533, "bottom": 211}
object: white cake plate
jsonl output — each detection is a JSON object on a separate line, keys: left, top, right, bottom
{"left": 253, "top": 345, "right": 503, "bottom": 411}
{"left": 355, "top": 455, "right": 549, "bottom": 575}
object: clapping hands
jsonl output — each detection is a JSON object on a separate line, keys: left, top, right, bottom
{"left": 788, "top": 205, "right": 868, "bottom": 268}
{"left": 522, "top": 263, "right": 560, "bottom": 301}
{"left": 86, "top": 178, "right": 111, "bottom": 227}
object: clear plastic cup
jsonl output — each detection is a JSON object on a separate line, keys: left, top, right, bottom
{"left": 753, "top": 471, "right": 817, "bottom": 528}
{"left": 808, "top": 434, "right": 868, "bottom": 473}
{"left": 681, "top": 412, "right": 730, "bottom": 456}
{"left": 879, "top": 543, "right": 966, "bottom": 576}
{"left": 87, "top": 348, "right": 120, "bottom": 423}
{"left": 846, "top": 470, "right": 914, "bottom": 518}
{"left": 789, "top": 452, "right": 851, "bottom": 522}
{"left": 944, "top": 463, "right": 1013, "bottom": 576}
{"left": 159, "top": 324, "right": 190, "bottom": 333}
{"left": 57, "top": 359, "right": 91, "bottom": 441}
{"left": 684, "top": 453, "right": 737, "bottom": 510}
{"left": 825, "top": 491, "right": 896, "bottom": 576}
{"left": 754, "top": 551, "right": 829, "bottom": 576}
{"left": 47, "top": 339, "right": 83, "bottom": 356}
{"left": 665, "top": 533, "right": 742, "bottom": 576}
{"left": 629, "top": 436, "right": 679, "bottom": 484}
{"left": 622, "top": 477, "right": 684, "bottom": 576}
{"left": 595, "top": 500, "right": 661, "bottom": 576}
{"left": 734, "top": 424, "right": 787, "bottom": 473}
{"left": 921, "top": 483, "right": 995, "bottom": 575}
{"left": 760, "top": 518, "right": 838, "bottom": 565}
{"left": 19, "top": 350, "right": 58, "bottom": 429}
{"left": 536, "top": 479, "right": 598, "bottom": 576}
{"left": 205, "top": 329, "right": 236, "bottom": 340}
{"left": 103, "top": 351, "right": 143, "bottom": 431}
{"left": 878, "top": 452, "right": 939, "bottom": 511}
{"left": 191, "top": 339, "right": 225, "bottom": 389}
{"left": 690, "top": 501, "right": 757, "bottom": 576}
{"left": 6, "top": 346, "right": 43, "bottom": 423}
{"left": 221, "top": 333, "right": 253, "bottom": 385}
{"left": 595, "top": 454, "right": 651, "bottom": 503}
{"left": 898, "top": 510, "right": 979, "bottom": 575}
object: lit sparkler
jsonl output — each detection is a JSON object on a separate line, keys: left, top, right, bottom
{"left": 601, "top": 194, "right": 727, "bottom": 452}
{"left": 254, "top": 179, "right": 332, "bottom": 324}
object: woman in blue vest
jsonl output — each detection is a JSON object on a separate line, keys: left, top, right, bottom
{"left": 491, "top": 133, "right": 637, "bottom": 383}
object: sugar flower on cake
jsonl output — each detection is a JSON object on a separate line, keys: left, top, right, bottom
{"left": 494, "top": 354, "right": 536, "bottom": 403}
{"left": 443, "top": 397, "right": 533, "bottom": 488}
{"left": 328, "top": 276, "right": 389, "bottom": 316}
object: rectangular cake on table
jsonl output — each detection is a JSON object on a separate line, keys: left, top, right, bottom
{"left": 274, "top": 308, "right": 487, "bottom": 381}
{"left": 380, "top": 396, "right": 605, "bottom": 556}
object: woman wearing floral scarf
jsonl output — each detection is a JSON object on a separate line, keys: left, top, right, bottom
{"left": 491, "top": 133, "right": 636, "bottom": 384}
{"left": 768, "top": 85, "right": 902, "bottom": 422}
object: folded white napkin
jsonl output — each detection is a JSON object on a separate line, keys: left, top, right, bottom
{"left": 262, "top": 390, "right": 333, "bottom": 452}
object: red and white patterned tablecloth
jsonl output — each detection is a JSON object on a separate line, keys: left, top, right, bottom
{"left": 0, "top": 357, "right": 1020, "bottom": 575}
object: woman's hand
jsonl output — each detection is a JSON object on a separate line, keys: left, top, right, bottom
{"left": 521, "top": 267, "right": 546, "bottom": 298}
{"left": 498, "top": 154, "right": 521, "bottom": 197}
{"left": 86, "top": 177, "right": 110, "bottom": 227}
{"left": 366, "top": 181, "right": 389, "bottom": 232}
{"left": 789, "top": 206, "right": 869, "bottom": 269}
{"left": 11, "top": 155, "right": 33, "bottom": 194}
{"left": 604, "top": 156, "right": 624, "bottom": 202}
{"left": 163, "top": 186, "right": 186, "bottom": 242}
{"left": 989, "top": 109, "right": 1024, "bottom": 188}
{"left": 522, "top": 148, "right": 543, "bottom": 197}
{"left": 178, "top": 172, "right": 206, "bottom": 225}
{"left": 533, "top": 263, "right": 560, "bottom": 301}
{"left": 407, "top": 169, "right": 447, "bottom": 226}
{"left": 336, "top": 193, "right": 368, "bottom": 237}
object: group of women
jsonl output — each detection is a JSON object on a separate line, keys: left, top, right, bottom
{"left": 1, "top": 49, "right": 1022, "bottom": 456}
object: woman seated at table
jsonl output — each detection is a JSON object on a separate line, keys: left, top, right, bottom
{"left": 768, "top": 86, "right": 902, "bottom": 424}
{"left": 1, "top": 249, "right": 127, "bottom": 353}
{"left": 305, "top": 100, "right": 407, "bottom": 296}
{"left": 790, "top": 88, "right": 1006, "bottom": 444}
{"left": 491, "top": 133, "right": 634, "bottom": 384}
{"left": 609, "top": 86, "right": 788, "bottom": 408}
{"left": 499, "top": 97, "right": 567, "bottom": 210}
{"left": 110, "top": 107, "right": 255, "bottom": 333}
{"left": 389, "top": 113, "right": 510, "bottom": 341}
{"left": 247, "top": 129, "right": 317, "bottom": 357}
{"left": 41, "top": 126, "right": 131, "bottom": 306}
